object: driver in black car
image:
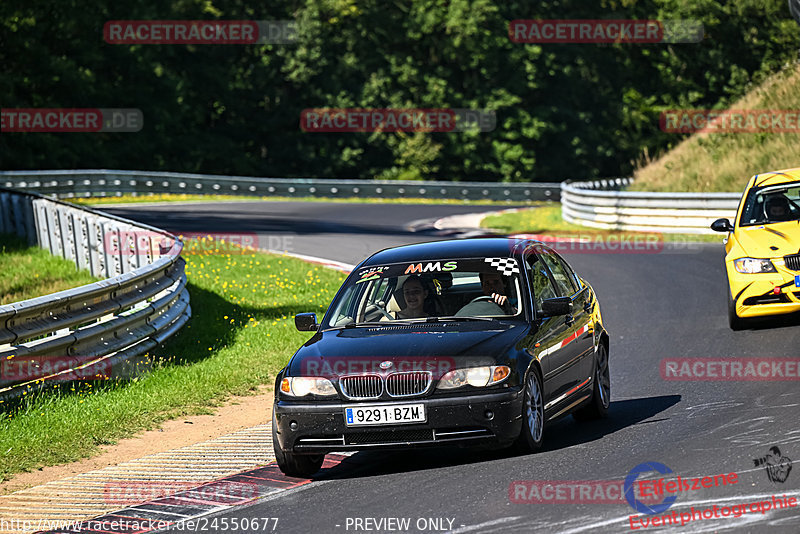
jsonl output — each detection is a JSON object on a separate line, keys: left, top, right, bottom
{"left": 479, "top": 272, "right": 517, "bottom": 314}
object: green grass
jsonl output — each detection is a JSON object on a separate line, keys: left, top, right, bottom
{"left": 0, "top": 233, "right": 99, "bottom": 305}
{"left": 0, "top": 240, "right": 347, "bottom": 482}
{"left": 632, "top": 64, "right": 800, "bottom": 193}
{"left": 481, "top": 204, "right": 722, "bottom": 243}
{"left": 70, "top": 193, "right": 538, "bottom": 207}
{"left": 482, "top": 203, "right": 579, "bottom": 234}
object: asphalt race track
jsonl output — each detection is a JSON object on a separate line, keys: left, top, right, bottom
{"left": 103, "top": 200, "right": 500, "bottom": 265}
{"left": 105, "top": 201, "right": 800, "bottom": 534}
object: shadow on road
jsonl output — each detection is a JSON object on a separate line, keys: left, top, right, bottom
{"left": 540, "top": 394, "right": 681, "bottom": 452}
{"left": 740, "top": 311, "right": 800, "bottom": 331}
{"left": 313, "top": 394, "right": 681, "bottom": 480}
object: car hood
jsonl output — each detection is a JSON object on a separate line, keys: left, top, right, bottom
{"left": 734, "top": 222, "right": 800, "bottom": 258}
{"left": 288, "top": 322, "right": 530, "bottom": 378}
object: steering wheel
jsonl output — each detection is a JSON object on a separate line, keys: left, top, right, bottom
{"left": 375, "top": 300, "right": 395, "bottom": 320}
{"left": 455, "top": 296, "right": 505, "bottom": 317}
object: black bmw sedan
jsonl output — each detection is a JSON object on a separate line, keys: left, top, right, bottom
{"left": 272, "top": 238, "right": 610, "bottom": 477}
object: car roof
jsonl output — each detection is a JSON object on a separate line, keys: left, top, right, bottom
{"left": 360, "top": 237, "right": 534, "bottom": 266}
{"left": 748, "top": 167, "right": 800, "bottom": 189}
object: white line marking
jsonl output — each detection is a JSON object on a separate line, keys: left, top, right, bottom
{"left": 126, "top": 506, "right": 192, "bottom": 518}
{"left": 447, "top": 516, "right": 523, "bottom": 533}
{"left": 262, "top": 249, "right": 354, "bottom": 272}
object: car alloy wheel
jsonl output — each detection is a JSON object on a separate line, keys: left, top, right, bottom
{"left": 272, "top": 410, "right": 325, "bottom": 478}
{"left": 516, "top": 369, "right": 544, "bottom": 452}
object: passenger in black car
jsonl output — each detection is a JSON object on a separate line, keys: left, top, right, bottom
{"left": 396, "top": 275, "right": 430, "bottom": 319}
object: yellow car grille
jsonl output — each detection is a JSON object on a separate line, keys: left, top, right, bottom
{"left": 784, "top": 254, "right": 800, "bottom": 271}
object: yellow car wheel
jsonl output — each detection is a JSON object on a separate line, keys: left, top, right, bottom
{"left": 728, "top": 291, "right": 748, "bottom": 331}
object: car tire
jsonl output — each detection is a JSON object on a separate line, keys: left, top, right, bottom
{"left": 515, "top": 369, "right": 545, "bottom": 453}
{"left": 272, "top": 410, "right": 324, "bottom": 478}
{"left": 728, "top": 292, "right": 747, "bottom": 331}
{"left": 573, "top": 343, "right": 610, "bottom": 421}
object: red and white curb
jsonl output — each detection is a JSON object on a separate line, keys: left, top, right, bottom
{"left": 36, "top": 454, "right": 352, "bottom": 534}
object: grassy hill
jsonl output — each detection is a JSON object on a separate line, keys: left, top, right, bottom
{"left": 631, "top": 63, "right": 800, "bottom": 193}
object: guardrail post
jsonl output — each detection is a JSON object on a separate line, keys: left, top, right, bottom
{"left": 58, "top": 206, "right": 78, "bottom": 266}
{"left": 0, "top": 192, "right": 11, "bottom": 234}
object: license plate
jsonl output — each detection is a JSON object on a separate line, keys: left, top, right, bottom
{"left": 344, "top": 403, "right": 426, "bottom": 427}
{"left": 795, "top": 275, "right": 800, "bottom": 288}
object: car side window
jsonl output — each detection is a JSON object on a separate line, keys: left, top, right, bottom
{"left": 539, "top": 249, "right": 576, "bottom": 296}
{"left": 552, "top": 251, "right": 581, "bottom": 292}
{"left": 525, "top": 252, "right": 557, "bottom": 311}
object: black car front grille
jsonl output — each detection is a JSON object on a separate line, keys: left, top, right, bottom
{"left": 346, "top": 429, "right": 433, "bottom": 445}
{"left": 784, "top": 254, "right": 800, "bottom": 271}
{"left": 339, "top": 372, "right": 431, "bottom": 399}
{"left": 340, "top": 375, "right": 382, "bottom": 399}
{"left": 386, "top": 372, "right": 431, "bottom": 397}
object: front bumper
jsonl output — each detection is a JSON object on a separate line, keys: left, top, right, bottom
{"left": 273, "top": 388, "right": 523, "bottom": 453}
{"left": 728, "top": 263, "right": 800, "bottom": 318}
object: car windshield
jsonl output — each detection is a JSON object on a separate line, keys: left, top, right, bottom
{"left": 739, "top": 181, "right": 800, "bottom": 226}
{"left": 323, "top": 258, "right": 523, "bottom": 328}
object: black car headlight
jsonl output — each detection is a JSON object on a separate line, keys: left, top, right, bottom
{"left": 437, "top": 366, "right": 510, "bottom": 390}
{"left": 280, "top": 377, "right": 337, "bottom": 397}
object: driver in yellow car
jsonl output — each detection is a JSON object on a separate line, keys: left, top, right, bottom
{"left": 764, "top": 195, "right": 794, "bottom": 222}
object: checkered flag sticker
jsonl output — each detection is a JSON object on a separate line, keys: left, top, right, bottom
{"left": 485, "top": 257, "right": 519, "bottom": 276}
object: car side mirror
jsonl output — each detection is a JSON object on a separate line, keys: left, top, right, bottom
{"left": 295, "top": 313, "right": 318, "bottom": 331}
{"left": 541, "top": 297, "right": 572, "bottom": 317}
{"left": 711, "top": 218, "right": 734, "bottom": 233}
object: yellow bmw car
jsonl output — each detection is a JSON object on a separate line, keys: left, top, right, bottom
{"left": 712, "top": 167, "right": 800, "bottom": 330}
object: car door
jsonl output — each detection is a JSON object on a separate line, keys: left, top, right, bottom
{"left": 537, "top": 248, "right": 595, "bottom": 409}
{"left": 522, "top": 247, "right": 570, "bottom": 408}
{"left": 549, "top": 250, "right": 596, "bottom": 380}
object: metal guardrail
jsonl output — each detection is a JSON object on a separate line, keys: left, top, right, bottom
{"left": 0, "top": 169, "right": 561, "bottom": 202}
{"left": 0, "top": 188, "right": 191, "bottom": 402}
{"left": 561, "top": 179, "right": 740, "bottom": 234}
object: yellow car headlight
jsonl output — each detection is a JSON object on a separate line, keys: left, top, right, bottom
{"left": 733, "top": 258, "right": 777, "bottom": 274}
